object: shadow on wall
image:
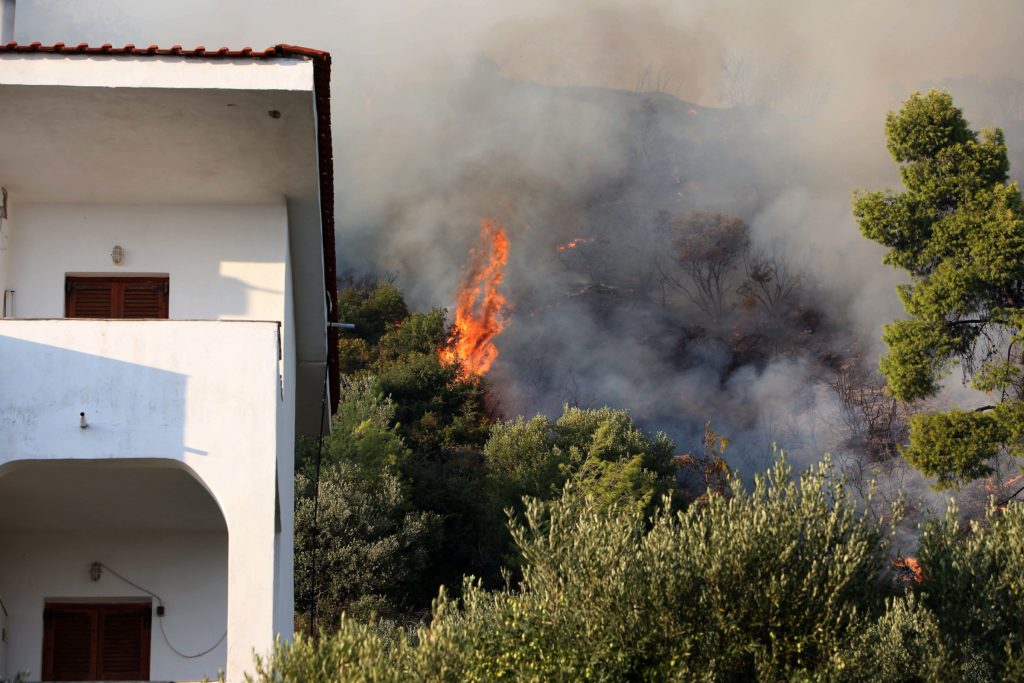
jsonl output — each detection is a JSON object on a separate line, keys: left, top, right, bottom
{"left": 0, "top": 334, "right": 190, "bottom": 461}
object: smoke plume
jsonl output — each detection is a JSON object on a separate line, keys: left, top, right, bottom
{"left": 21, "top": 0, "right": 1024, "bottom": 515}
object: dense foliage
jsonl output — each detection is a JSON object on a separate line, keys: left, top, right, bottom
{"left": 288, "top": 247, "right": 1024, "bottom": 679}
{"left": 295, "top": 279, "right": 680, "bottom": 627}
{"left": 271, "top": 458, "right": 1024, "bottom": 682}
{"left": 854, "top": 90, "right": 1024, "bottom": 487}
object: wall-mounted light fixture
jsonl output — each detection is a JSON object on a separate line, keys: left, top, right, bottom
{"left": 111, "top": 245, "right": 124, "bottom": 265}
{"left": 89, "top": 562, "right": 103, "bottom": 582}
{"left": 80, "top": 412, "right": 88, "bottom": 429}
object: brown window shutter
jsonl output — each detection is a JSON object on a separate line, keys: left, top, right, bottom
{"left": 66, "top": 279, "right": 116, "bottom": 318}
{"left": 43, "top": 607, "right": 97, "bottom": 681}
{"left": 66, "top": 277, "right": 169, "bottom": 319}
{"left": 43, "top": 603, "right": 152, "bottom": 681}
{"left": 97, "top": 606, "right": 151, "bottom": 680}
{"left": 122, "top": 281, "right": 169, "bottom": 318}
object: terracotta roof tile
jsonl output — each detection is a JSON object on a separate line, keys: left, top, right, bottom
{"left": 0, "top": 41, "right": 340, "bottom": 411}
{"left": 0, "top": 41, "right": 327, "bottom": 60}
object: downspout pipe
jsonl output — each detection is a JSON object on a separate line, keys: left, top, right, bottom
{"left": 1, "top": 0, "right": 14, "bottom": 45}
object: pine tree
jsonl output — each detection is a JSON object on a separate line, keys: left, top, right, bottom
{"left": 854, "top": 90, "right": 1024, "bottom": 488}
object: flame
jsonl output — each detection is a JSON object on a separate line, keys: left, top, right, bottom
{"left": 893, "top": 557, "right": 923, "bottom": 584}
{"left": 439, "top": 218, "right": 510, "bottom": 377}
{"left": 556, "top": 237, "right": 594, "bottom": 252}
{"left": 984, "top": 472, "right": 1024, "bottom": 494}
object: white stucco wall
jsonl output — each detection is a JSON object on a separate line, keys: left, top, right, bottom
{"left": 7, "top": 202, "right": 287, "bottom": 322}
{"left": 274, "top": 232, "right": 297, "bottom": 638}
{"left": 0, "top": 320, "right": 286, "bottom": 681}
{"left": 2, "top": 53, "right": 314, "bottom": 93}
{"left": 0, "top": 529, "right": 228, "bottom": 682}
{"left": 0, "top": 191, "right": 10, "bottom": 315}
{"left": 0, "top": 53, "right": 326, "bottom": 678}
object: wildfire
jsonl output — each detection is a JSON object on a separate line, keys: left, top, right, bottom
{"left": 556, "top": 237, "right": 594, "bottom": 252}
{"left": 893, "top": 557, "right": 924, "bottom": 585}
{"left": 439, "top": 218, "right": 510, "bottom": 378}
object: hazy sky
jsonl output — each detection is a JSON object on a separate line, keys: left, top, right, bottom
{"left": 18, "top": 1, "right": 1024, "bottom": 104}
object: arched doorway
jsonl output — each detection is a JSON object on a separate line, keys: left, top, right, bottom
{"left": 0, "top": 459, "right": 228, "bottom": 682}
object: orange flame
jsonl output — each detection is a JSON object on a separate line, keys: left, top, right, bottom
{"left": 893, "top": 557, "right": 923, "bottom": 585}
{"left": 984, "top": 472, "right": 1024, "bottom": 494}
{"left": 439, "top": 218, "right": 510, "bottom": 377}
{"left": 556, "top": 237, "right": 594, "bottom": 252}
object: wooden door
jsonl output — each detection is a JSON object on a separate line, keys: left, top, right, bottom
{"left": 42, "top": 603, "right": 151, "bottom": 681}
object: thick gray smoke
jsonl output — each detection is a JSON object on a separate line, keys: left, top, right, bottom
{"left": 22, "top": 0, "right": 1024, "bottom": 518}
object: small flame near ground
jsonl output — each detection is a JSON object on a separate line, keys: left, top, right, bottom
{"left": 439, "top": 218, "right": 510, "bottom": 378}
{"left": 556, "top": 237, "right": 594, "bottom": 252}
{"left": 893, "top": 557, "right": 923, "bottom": 585}
{"left": 984, "top": 472, "right": 1024, "bottom": 495}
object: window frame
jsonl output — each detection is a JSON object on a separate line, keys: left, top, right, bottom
{"left": 41, "top": 601, "right": 153, "bottom": 682}
{"left": 65, "top": 275, "right": 170, "bottom": 319}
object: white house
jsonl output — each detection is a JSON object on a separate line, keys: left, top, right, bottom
{"left": 0, "top": 8, "right": 340, "bottom": 681}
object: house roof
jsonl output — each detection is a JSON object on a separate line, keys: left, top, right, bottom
{"left": 0, "top": 41, "right": 341, "bottom": 414}
{"left": 0, "top": 40, "right": 325, "bottom": 60}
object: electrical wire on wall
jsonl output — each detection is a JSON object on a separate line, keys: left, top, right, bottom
{"left": 94, "top": 562, "right": 226, "bottom": 659}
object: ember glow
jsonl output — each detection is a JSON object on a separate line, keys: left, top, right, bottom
{"left": 556, "top": 237, "right": 594, "bottom": 252}
{"left": 893, "top": 557, "right": 923, "bottom": 585}
{"left": 439, "top": 218, "right": 510, "bottom": 378}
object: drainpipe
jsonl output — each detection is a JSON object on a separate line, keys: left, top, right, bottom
{"left": 1, "top": 0, "right": 14, "bottom": 45}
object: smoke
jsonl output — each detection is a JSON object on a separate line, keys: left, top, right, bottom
{"left": 20, "top": 1, "right": 1024, "bottom": 507}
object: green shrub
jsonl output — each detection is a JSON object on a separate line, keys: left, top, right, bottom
{"left": 824, "top": 594, "right": 954, "bottom": 682}
{"left": 270, "top": 457, "right": 899, "bottom": 682}
{"left": 915, "top": 501, "right": 1024, "bottom": 679}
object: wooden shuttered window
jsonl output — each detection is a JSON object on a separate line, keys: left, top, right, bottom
{"left": 66, "top": 276, "right": 169, "bottom": 319}
{"left": 42, "top": 603, "right": 152, "bottom": 682}
{"left": 44, "top": 608, "right": 94, "bottom": 681}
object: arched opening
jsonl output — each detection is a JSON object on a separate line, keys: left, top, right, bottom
{"left": 0, "top": 459, "right": 228, "bottom": 682}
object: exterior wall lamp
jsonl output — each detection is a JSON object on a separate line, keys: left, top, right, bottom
{"left": 111, "top": 245, "right": 124, "bottom": 265}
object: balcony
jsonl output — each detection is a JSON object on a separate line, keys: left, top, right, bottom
{"left": 0, "top": 319, "right": 282, "bottom": 464}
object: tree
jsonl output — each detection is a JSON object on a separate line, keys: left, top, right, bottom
{"left": 294, "top": 377, "right": 441, "bottom": 630}
{"left": 853, "top": 90, "right": 1024, "bottom": 488}
{"left": 294, "top": 465, "right": 442, "bottom": 630}
{"left": 738, "top": 241, "right": 803, "bottom": 316}
{"left": 660, "top": 212, "right": 750, "bottom": 320}
{"left": 485, "top": 406, "right": 678, "bottom": 517}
